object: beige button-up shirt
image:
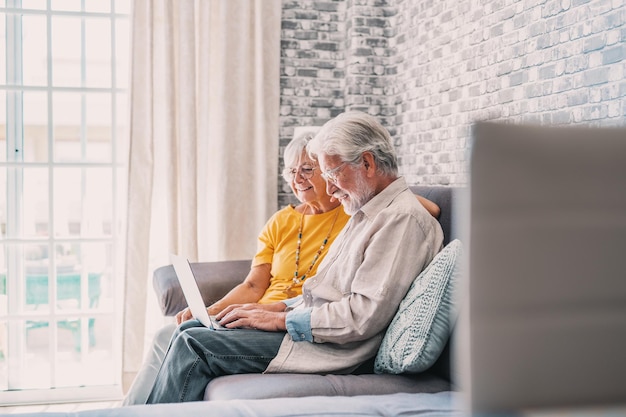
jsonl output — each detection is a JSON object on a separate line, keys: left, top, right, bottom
{"left": 265, "top": 177, "right": 444, "bottom": 374}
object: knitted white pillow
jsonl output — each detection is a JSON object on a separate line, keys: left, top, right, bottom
{"left": 374, "top": 239, "right": 463, "bottom": 374}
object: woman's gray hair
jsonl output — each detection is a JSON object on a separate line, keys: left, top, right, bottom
{"left": 307, "top": 111, "right": 398, "bottom": 177}
{"left": 282, "top": 130, "right": 318, "bottom": 181}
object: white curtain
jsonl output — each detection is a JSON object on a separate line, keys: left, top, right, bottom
{"left": 122, "top": 0, "right": 281, "bottom": 390}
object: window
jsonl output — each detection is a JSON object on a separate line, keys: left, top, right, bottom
{"left": 0, "top": 0, "right": 129, "bottom": 404}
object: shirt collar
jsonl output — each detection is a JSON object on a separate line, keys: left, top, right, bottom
{"left": 358, "top": 177, "right": 408, "bottom": 220}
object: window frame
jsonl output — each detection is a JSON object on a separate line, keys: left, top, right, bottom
{"left": 0, "top": 0, "right": 128, "bottom": 404}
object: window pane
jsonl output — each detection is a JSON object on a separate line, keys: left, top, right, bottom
{"left": 0, "top": 13, "right": 6, "bottom": 85}
{"left": 86, "top": 168, "right": 113, "bottom": 236}
{"left": 22, "top": 320, "right": 52, "bottom": 389}
{"left": 86, "top": 315, "right": 115, "bottom": 385}
{"left": 56, "top": 315, "right": 115, "bottom": 387}
{"left": 85, "top": 1, "right": 110, "bottom": 13}
{"left": 115, "top": 0, "right": 130, "bottom": 14}
{"left": 51, "top": 16, "right": 81, "bottom": 87}
{"left": 56, "top": 316, "right": 83, "bottom": 387}
{"left": 50, "top": 0, "right": 81, "bottom": 12}
{"left": 85, "top": 18, "right": 111, "bottom": 88}
{"left": 22, "top": 15, "right": 48, "bottom": 87}
{"left": 52, "top": 244, "right": 109, "bottom": 320}
{"left": 75, "top": 242, "right": 111, "bottom": 311}
{"left": 54, "top": 243, "right": 87, "bottom": 310}
{"left": 86, "top": 94, "right": 111, "bottom": 162}
{"left": 0, "top": 90, "right": 5, "bottom": 162}
{"left": 0, "top": 168, "right": 5, "bottom": 237}
{"left": 0, "top": 318, "right": 6, "bottom": 391}
{"left": 0, "top": 244, "right": 5, "bottom": 316}
{"left": 52, "top": 92, "right": 81, "bottom": 162}
{"left": 25, "top": 243, "right": 51, "bottom": 313}
{"left": 115, "top": 20, "right": 129, "bottom": 89}
{"left": 53, "top": 168, "right": 115, "bottom": 238}
{"left": 23, "top": 91, "right": 49, "bottom": 163}
{"left": 115, "top": 93, "right": 128, "bottom": 161}
{"left": 21, "top": 0, "right": 47, "bottom": 10}
{"left": 23, "top": 168, "right": 49, "bottom": 238}
{"left": 53, "top": 167, "right": 80, "bottom": 237}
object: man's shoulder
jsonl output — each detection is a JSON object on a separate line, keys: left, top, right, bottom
{"left": 361, "top": 177, "right": 410, "bottom": 217}
{"left": 385, "top": 181, "right": 428, "bottom": 215}
{"left": 392, "top": 190, "right": 439, "bottom": 224}
{"left": 388, "top": 187, "right": 444, "bottom": 239}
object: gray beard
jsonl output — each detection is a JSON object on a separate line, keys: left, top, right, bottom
{"left": 340, "top": 172, "right": 375, "bottom": 215}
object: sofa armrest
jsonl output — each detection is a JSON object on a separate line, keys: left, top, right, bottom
{"left": 152, "top": 260, "right": 251, "bottom": 316}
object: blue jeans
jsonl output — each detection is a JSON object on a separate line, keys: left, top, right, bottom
{"left": 146, "top": 320, "right": 286, "bottom": 403}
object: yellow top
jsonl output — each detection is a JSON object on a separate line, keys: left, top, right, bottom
{"left": 255, "top": 204, "right": 350, "bottom": 304}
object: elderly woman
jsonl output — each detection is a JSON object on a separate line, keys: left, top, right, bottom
{"left": 123, "top": 131, "right": 440, "bottom": 404}
{"left": 178, "top": 132, "right": 350, "bottom": 316}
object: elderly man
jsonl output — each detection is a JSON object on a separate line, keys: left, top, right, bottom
{"left": 145, "top": 111, "right": 444, "bottom": 403}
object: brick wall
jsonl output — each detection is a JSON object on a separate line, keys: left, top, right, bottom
{"left": 279, "top": 0, "right": 346, "bottom": 207}
{"left": 279, "top": 0, "right": 625, "bottom": 206}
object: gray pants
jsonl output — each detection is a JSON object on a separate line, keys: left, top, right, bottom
{"left": 122, "top": 322, "right": 176, "bottom": 405}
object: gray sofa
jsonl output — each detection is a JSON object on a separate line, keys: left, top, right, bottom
{"left": 2, "top": 185, "right": 463, "bottom": 417}
{"left": 152, "top": 185, "right": 461, "bottom": 401}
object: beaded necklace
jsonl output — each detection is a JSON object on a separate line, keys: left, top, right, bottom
{"left": 283, "top": 206, "right": 341, "bottom": 297}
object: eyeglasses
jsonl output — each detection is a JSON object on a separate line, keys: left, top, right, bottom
{"left": 320, "top": 162, "right": 348, "bottom": 183}
{"left": 282, "top": 164, "right": 317, "bottom": 181}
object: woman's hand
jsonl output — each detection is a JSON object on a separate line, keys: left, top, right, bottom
{"left": 216, "top": 302, "right": 287, "bottom": 331}
{"left": 175, "top": 306, "right": 209, "bottom": 325}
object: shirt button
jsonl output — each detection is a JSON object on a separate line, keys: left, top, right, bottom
{"left": 300, "top": 334, "right": 306, "bottom": 340}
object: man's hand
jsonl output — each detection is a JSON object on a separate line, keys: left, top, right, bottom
{"left": 216, "top": 302, "right": 287, "bottom": 331}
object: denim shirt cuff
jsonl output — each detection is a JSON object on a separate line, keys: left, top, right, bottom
{"left": 285, "top": 307, "right": 313, "bottom": 342}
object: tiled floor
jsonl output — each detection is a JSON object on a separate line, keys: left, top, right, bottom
{"left": 0, "top": 401, "right": 121, "bottom": 415}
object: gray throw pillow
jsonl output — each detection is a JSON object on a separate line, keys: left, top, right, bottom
{"left": 374, "top": 239, "right": 463, "bottom": 374}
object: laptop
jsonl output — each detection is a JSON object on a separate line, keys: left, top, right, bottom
{"left": 170, "top": 253, "right": 227, "bottom": 330}
{"left": 460, "top": 122, "right": 626, "bottom": 414}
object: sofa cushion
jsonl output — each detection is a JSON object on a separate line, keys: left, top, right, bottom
{"left": 375, "top": 239, "right": 463, "bottom": 374}
{"left": 204, "top": 372, "right": 451, "bottom": 401}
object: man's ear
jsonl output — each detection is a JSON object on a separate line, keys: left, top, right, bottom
{"left": 362, "top": 152, "right": 377, "bottom": 177}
